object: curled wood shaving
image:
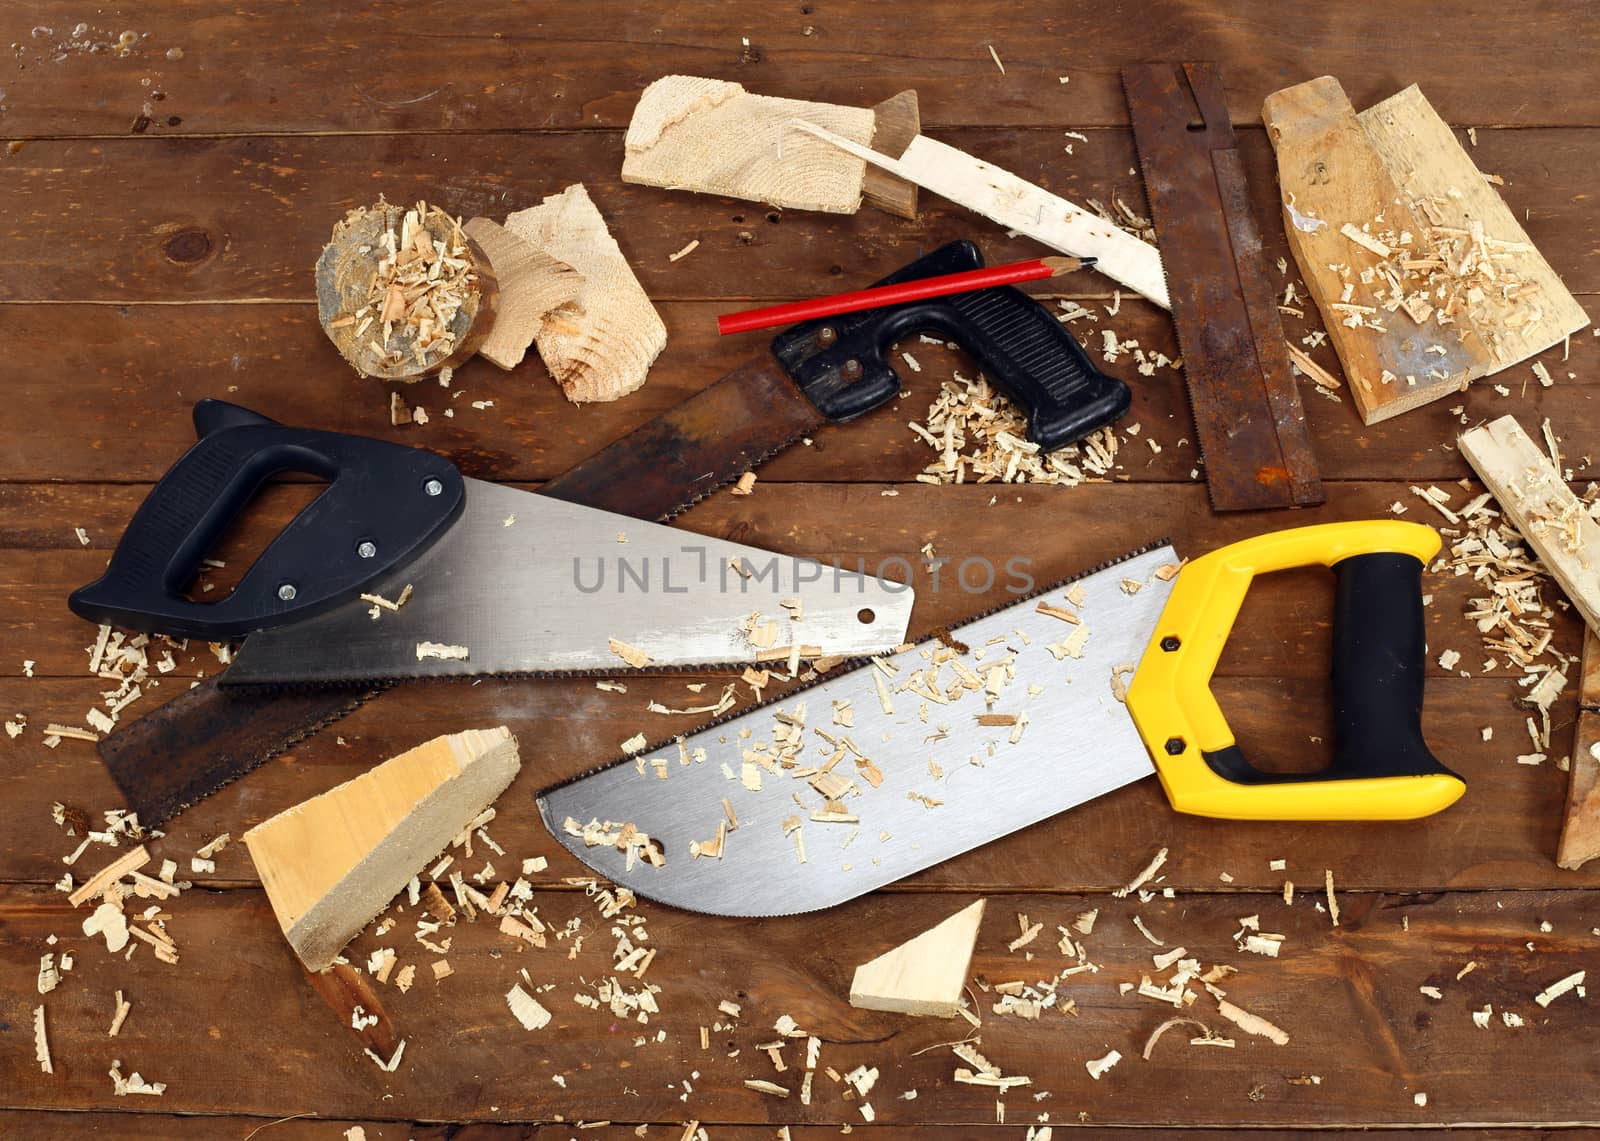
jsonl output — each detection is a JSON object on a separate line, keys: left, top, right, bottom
{"left": 1215, "top": 998, "right": 1289, "bottom": 1045}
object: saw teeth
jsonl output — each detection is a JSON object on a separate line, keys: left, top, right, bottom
{"left": 535, "top": 539, "right": 1175, "bottom": 799}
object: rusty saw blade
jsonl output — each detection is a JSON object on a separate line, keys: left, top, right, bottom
{"left": 1123, "top": 62, "right": 1324, "bottom": 512}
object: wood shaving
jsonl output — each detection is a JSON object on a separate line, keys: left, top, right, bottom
{"left": 1215, "top": 998, "right": 1289, "bottom": 1045}
{"left": 1115, "top": 847, "right": 1168, "bottom": 897}
{"left": 1084, "top": 1049, "right": 1121, "bottom": 1080}
{"left": 507, "top": 983, "right": 553, "bottom": 1030}
{"left": 609, "top": 638, "right": 653, "bottom": 668}
{"left": 1534, "top": 969, "right": 1585, "bottom": 1007}
{"left": 34, "top": 1005, "right": 52, "bottom": 1074}
{"left": 321, "top": 199, "right": 479, "bottom": 378}
{"left": 415, "top": 641, "right": 469, "bottom": 662}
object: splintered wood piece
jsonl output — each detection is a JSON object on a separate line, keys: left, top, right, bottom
{"left": 505, "top": 184, "right": 666, "bottom": 403}
{"left": 1558, "top": 628, "right": 1600, "bottom": 870}
{"left": 243, "top": 727, "right": 522, "bottom": 971}
{"left": 1358, "top": 86, "right": 1587, "bottom": 362}
{"left": 1262, "top": 78, "right": 1587, "bottom": 424}
{"left": 848, "top": 899, "right": 985, "bottom": 1017}
{"left": 1459, "top": 415, "right": 1600, "bottom": 635}
{"left": 862, "top": 90, "right": 921, "bottom": 219}
{"left": 69, "top": 845, "right": 150, "bottom": 907}
{"left": 795, "top": 121, "right": 1169, "bottom": 309}
{"left": 460, "top": 217, "right": 583, "bottom": 370}
{"left": 622, "top": 75, "right": 875, "bottom": 214}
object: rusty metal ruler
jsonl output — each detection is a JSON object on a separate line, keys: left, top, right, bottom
{"left": 1123, "top": 62, "right": 1324, "bottom": 512}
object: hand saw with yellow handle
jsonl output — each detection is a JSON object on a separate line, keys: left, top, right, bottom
{"left": 538, "top": 522, "right": 1463, "bottom": 915}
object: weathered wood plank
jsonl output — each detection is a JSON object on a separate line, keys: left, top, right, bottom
{"left": 2, "top": 673, "right": 1587, "bottom": 894}
{"left": 0, "top": 128, "right": 1593, "bottom": 302}
{"left": 0, "top": 1114, "right": 1555, "bottom": 1141}
{"left": 3, "top": 481, "right": 1585, "bottom": 679}
{"left": 0, "top": 1111, "right": 457, "bottom": 1139}
{"left": 2, "top": 3, "right": 1597, "bottom": 135}
{"left": 5, "top": 883, "right": 1597, "bottom": 1126}
{"left": 0, "top": 303, "right": 1593, "bottom": 487}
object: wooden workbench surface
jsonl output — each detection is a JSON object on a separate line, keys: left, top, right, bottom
{"left": 4, "top": 4, "right": 1597, "bottom": 1137}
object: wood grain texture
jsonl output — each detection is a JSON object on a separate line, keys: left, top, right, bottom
{"left": 621, "top": 75, "right": 873, "bottom": 213}
{"left": 5, "top": 882, "right": 1598, "bottom": 1127}
{"left": 0, "top": 299, "right": 1595, "bottom": 487}
{"left": 5, "top": 480, "right": 1590, "bottom": 678}
{"left": 1, "top": 674, "right": 1590, "bottom": 895}
{"left": 1264, "top": 78, "right": 1588, "bottom": 424}
{"left": 3, "top": 2, "right": 1599, "bottom": 135}
{"left": 5, "top": 3, "right": 1600, "bottom": 1133}
{"left": 1, "top": 128, "right": 1594, "bottom": 304}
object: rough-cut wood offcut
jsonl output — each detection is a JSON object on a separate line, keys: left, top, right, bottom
{"left": 243, "top": 726, "right": 522, "bottom": 971}
{"left": 1559, "top": 628, "right": 1600, "bottom": 870}
{"left": 1459, "top": 415, "right": 1600, "bottom": 636}
{"left": 505, "top": 185, "right": 667, "bottom": 403}
{"left": 795, "top": 122, "right": 1170, "bottom": 309}
{"left": 315, "top": 200, "right": 497, "bottom": 382}
{"left": 622, "top": 75, "right": 876, "bottom": 214}
{"left": 863, "top": 90, "right": 922, "bottom": 219}
{"left": 459, "top": 217, "right": 583, "bottom": 370}
{"left": 1263, "top": 78, "right": 1588, "bottom": 424}
{"left": 848, "top": 898, "right": 985, "bottom": 1017}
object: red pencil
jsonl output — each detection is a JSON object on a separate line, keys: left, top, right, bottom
{"left": 716, "top": 255, "right": 1098, "bottom": 336}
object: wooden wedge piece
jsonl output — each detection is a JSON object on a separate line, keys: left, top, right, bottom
{"left": 506, "top": 185, "right": 666, "bottom": 404}
{"left": 1558, "top": 629, "right": 1600, "bottom": 870}
{"left": 461, "top": 217, "right": 583, "bottom": 370}
{"left": 243, "top": 727, "right": 521, "bottom": 971}
{"left": 622, "top": 75, "right": 875, "bottom": 214}
{"left": 1459, "top": 415, "right": 1600, "bottom": 636}
{"left": 849, "top": 899, "right": 985, "bottom": 1017}
{"left": 862, "top": 90, "right": 921, "bottom": 219}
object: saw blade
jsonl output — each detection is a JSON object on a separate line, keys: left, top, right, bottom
{"left": 539, "top": 358, "right": 828, "bottom": 523}
{"left": 537, "top": 543, "right": 1177, "bottom": 916}
{"left": 1122, "top": 62, "right": 1324, "bottom": 512}
{"left": 224, "top": 478, "right": 914, "bottom": 686}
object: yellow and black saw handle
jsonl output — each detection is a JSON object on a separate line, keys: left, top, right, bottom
{"left": 1126, "top": 521, "right": 1465, "bottom": 821}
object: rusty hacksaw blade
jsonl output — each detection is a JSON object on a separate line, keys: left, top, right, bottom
{"left": 1122, "top": 62, "right": 1324, "bottom": 512}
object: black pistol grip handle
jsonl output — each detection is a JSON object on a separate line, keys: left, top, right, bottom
{"left": 939, "top": 284, "right": 1132, "bottom": 450}
{"left": 1327, "top": 551, "right": 1459, "bottom": 780}
{"left": 775, "top": 240, "right": 1131, "bottom": 450}
{"left": 1202, "top": 552, "right": 1460, "bottom": 787}
{"left": 68, "top": 400, "right": 464, "bottom": 640}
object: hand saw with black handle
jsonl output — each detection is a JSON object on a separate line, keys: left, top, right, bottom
{"left": 91, "top": 241, "right": 1133, "bottom": 827}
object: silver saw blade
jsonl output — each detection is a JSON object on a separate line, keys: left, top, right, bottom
{"left": 224, "top": 478, "right": 915, "bottom": 685}
{"left": 537, "top": 542, "right": 1177, "bottom": 916}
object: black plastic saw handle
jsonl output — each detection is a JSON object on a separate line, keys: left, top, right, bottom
{"left": 1202, "top": 553, "right": 1459, "bottom": 786}
{"left": 774, "top": 240, "right": 1131, "bottom": 450}
{"left": 69, "top": 400, "right": 464, "bottom": 640}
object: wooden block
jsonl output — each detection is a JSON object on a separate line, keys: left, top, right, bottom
{"left": 862, "top": 90, "right": 921, "bottom": 219}
{"left": 505, "top": 184, "right": 667, "bottom": 404}
{"left": 1558, "top": 628, "right": 1600, "bottom": 870}
{"left": 243, "top": 727, "right": 521, "bottom": 971}
{"left": 460, "top": 217, "right": 583, "bottom": 371}
{"left": 314, "top": 200, "right": 497, "bottom": 382}
{"left": 1459, "top": 415, "right": 1600, "bottom": 636}
{"left": 795, "top": 123, "right": 1169, "bottom": 309}
{"left": 848, "top": 898, "right": 985, "bottom": 1017}
{"left": 621, "top": 75, "right": 875, "bottom": 214}
{"left": 1263, "top": 77, "right": 1588, "bottom": 425}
